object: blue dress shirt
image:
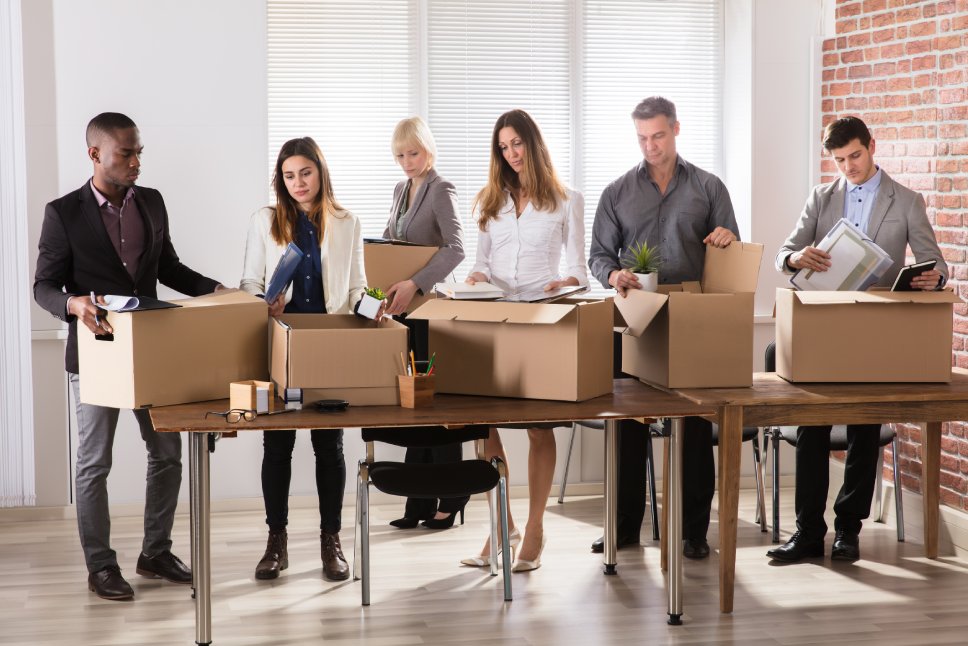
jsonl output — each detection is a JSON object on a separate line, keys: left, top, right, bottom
{"left": 843, "top": 167, "right": 883, "bottom": 235}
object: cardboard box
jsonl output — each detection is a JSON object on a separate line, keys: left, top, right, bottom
{"left": 408, "top": 297, "right": 613, "bottom": 401}
{"left": 614, "top": 242, "right": 764, "bottom": 388}
{"left": 270, "top": 314, "right": 408, "bottom": 405}
{"left": 775, "top": 287, "right": 961, "bottom": 382}
{"left": 230, "top": 380, "right": 276, "bottom": 413}
{"left": 363, "top": 242, "right": 438, "bottom": 313}
{"left": 78, "top": 290, "right": 269, "bottom": 408}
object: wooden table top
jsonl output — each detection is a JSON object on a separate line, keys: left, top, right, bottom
{"left": 149, "top": 378, "right": 715, "bottom": 433}
{"left": 675, "top": 368, "right": 968, "bottom": 407}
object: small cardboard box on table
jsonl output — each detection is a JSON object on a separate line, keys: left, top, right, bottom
{"left": 775, "top": 287, "right": 961, "bottom": 382}
{"left": 407, "top": 297, "right": 614, "bottom": 402}
{"left": 270, "top": 314, "right": 408, "bottom": 405}
{"left": 363, "top": 241, "right": 438, "bottom": 314}
{"left": 78, "top": 290, "right": 269, "bottom": 408}
{"left": 614, "top": 242, "right": 764, "bottom": 388}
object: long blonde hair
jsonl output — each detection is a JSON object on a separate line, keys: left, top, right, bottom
{"left": 473, "top": 109, "right": 566, "bottom": 232}
{"left": 269, "top": 136, "right": 343, "bottom": 245}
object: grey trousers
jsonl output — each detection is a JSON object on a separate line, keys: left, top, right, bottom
{"left": 69, "top": 373, "right": 182, "bottom": 573}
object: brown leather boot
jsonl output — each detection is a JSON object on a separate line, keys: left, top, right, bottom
{"left": 255, "top": 530, "right": 288, "bottom": 580}
{"left": 320, "top": 531, "right": 349, "bottom": 581}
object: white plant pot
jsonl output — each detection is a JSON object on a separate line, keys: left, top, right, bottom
{"left": 633, "top": 272, "right": 658, "bottom": 292}
{"left": 357, "top": 294, "right": 382, "bottom": 320}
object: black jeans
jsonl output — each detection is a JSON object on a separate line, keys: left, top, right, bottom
{"left": 794, "top": 424, "right": 881, "bottom": 539}
{"left": 262, "top": 429, "right": 345, "bottom": 534}
{"left": 616, "top": 416, "right": 715, "bottom": 541}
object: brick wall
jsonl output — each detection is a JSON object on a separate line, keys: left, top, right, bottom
{"left": 822, "top": 0, "right": 968, "bottom": 511}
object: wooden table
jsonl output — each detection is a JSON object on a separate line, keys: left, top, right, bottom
{"left": 674, "top": 369, "right": 968, "bottom": 614}
{"left": 150, "top": 379, "right": 713, "bottom": 644}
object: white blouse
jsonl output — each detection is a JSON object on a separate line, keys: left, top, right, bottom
{"left": 470, "top": 188, "right": 588, "bottom": 294}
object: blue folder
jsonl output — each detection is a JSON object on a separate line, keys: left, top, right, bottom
{"left": 264, "top": 242, "right": 305, "bottom": 303}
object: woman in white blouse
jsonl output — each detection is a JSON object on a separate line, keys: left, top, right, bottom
{"left": 462, "top": 109, "right": 588, "bottom": 572}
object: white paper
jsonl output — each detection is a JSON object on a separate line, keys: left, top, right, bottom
{"left": 94, "top": 294, "right": 141, "bottom": 312}
{"left": 791, "top": 219, "right": 893, "bottom": 291}
{"left": 434, "top": 281, "right": 505, "bottom": 300}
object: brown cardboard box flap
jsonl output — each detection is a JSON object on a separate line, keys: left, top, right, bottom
{"left": 702, "top": 242, "right": 764, "bottom": 294}
{"left": 612, "top": 289, "right": 668, "bottom": 338}
{"left": 408, "top": 299, "right": 573, "bottom": 325}
{"left": 363, "top": 242, "right": 438, "bottom": 313}
{"left": 793, "top": 289, "right": 962, "bottom": 306}
{"left": 171, "top": 288, "right": 260, "bottom": 308}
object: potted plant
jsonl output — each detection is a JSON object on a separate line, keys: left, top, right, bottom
{"left": 357, "top": 286, "right": 386, "bottom": 320}
{"left": 620, "top": 241, "right": 662, "bottom": 292}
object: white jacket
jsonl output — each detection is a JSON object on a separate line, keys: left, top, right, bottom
{"left": 240, "top": 206, "right": 367, "bottom": 314}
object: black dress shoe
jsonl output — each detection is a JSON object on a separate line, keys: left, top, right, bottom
{"left": 766, "top": 531, "right": 824, "bottom": 562}
{"left": 389, "top": 517, "right": 421, "bottom": 529}
{"left": 683, "top": 538, "right": 711, "bottom": 559}
{"left": 422, "top": 510, "right": 462, "bottom": 529}
{"left": 590, "top": 534, "right": 640, "bottom": 553}
{"left": 88, "top": 565, "right": 134, "bottom": 600}
{"left": 831, "top": 530, "right": 860, "bottom": 561}
{"left": 136, "top": 550, "right": 192, "bottom": 584}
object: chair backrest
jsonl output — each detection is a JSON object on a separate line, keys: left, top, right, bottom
{"left": 361, "top": 425, "right": 490, "bottom": 448}
{"left": 765, "top": 340, "right": 776, "bottom": 373}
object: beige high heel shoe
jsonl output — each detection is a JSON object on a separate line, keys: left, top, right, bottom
{"left": 460, "top": 527, "right": 521, "bottom": 567}
{"left": 511, "top": 534, "right": 547, "bottom": 573}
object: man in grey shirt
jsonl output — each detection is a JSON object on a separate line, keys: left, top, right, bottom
{"left": 588, "top": 96, "right": 739, "bottom": 558}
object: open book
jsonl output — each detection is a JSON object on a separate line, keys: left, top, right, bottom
{"left": 790, "top": 218, "right": 893, "bottom": 291}
{"left": 499, "top": 284, "right": 589, "bottom": 304}
{"left": 91, "top": 293, "right": 179, "bottom": 312}
{"left": 434, "top": 281, "right": 505, "bottom": 300}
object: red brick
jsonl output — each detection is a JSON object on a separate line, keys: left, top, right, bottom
{"left": 942, "top": 248, "right": 965, "bottom": 265}
{"left": 940, "top": 123, "right": 968, "bottom": 138}
{"left": 837, "top": 36, "right": 848, "bottom": 49}
{"left": 880, "top": 42, "right": 905, "bottom": 58}
{"left": 951, "top": 14, "right": 968, "bottom": 30}
{"left": 939, "top": 87, "right": 967, "bottom": 103}
{"left": 955, "top": 177, "right": 968, "bottom": 190}
{"left": 900, "top": 125, "right": 925, "bottom": 138}
{"left": 906, "top": 38, "right": 933, "bottom": 55}
{"left": 823, "top": 69, "right": 836, "bottom": 82}
{"left": 897, "top": 25, "right": 909, "bottom": 39}
{"left": 935, "top": 35, "right": 963, "bottom": 49}
{"left": 905, "top": 174, "right": 936, "bottom": 189}
{"left": 864, "top": 79, "right": 888, "bottom": 93}
{"left": 897, "top": 6, "right": 922, "bottom": 21}
{"left": 849, "top": 64, "right": 874, "bottom": 78}
{"left": 913, "top": 55, "right": 938, "bottom": 70}
{"left": 903, "top": 158, "right": 932, "bottom": 173}
{"left": 898, "top": 58, "right": 913, "bottom": 72}
{"left": 940, "top": 53, "right": 956, "bottom": 69}
{"left": 848, "top": 31, "right": 872, "bottom": 47}
{"left": 837, "top": 67, "right": 849, "bottom": 79}
{"left": 914, "top": 107, "right": 939, "bottom": 120}
{"left": 938, "top": 229, "right": 968, "bottom": 245}
{"left": 914, "top": 73, "right": 933, "bottom": 87}
{"left": 845, "top": 96, "right": 869, "bottom": 110}
{"left": 864, "top": 46, "right": 882, "bottom": 60}
{"left": 885, "top": 93, "right": 908, "bottom": 107}
{"left": 938, "top": 0, "right": 958, "bottom": 14}
{"left": 872, "top": 11, "right": 896, "bottom": 28}
{"left": 835, "top": 98, "right": 845, "bottom": 111}
{"left": 821, "top": 98, "right": 835, "bottom": 112}
{"left": 823, "top": 38, "right": 837, "bottom": 52}
{"left": 873, "top": 61, "right": 898, "bottom": 75}
{"left": 941, "top": 69, "right": 964, "bottom": 85}
{"left": 838, "top": 1, "right": 863, "bottom": 18}
{"left": 839, "top": 18, "right": 860, "bottom": 33}
{"left": 869, "top": 95, "right": 885, "bottom": 109}
{"left": 824, "top": 52, "right": 840, "bottom": 67}
{"left": 872, "top": 126, "right": 898, "bottom": 139}
{"left": 943, "top": 105, "right": 968, "bottom": 120}
{"left": 910, "top": 20, "right": 938, "bottom": 37}
{"left": 942, "top": 454, "right": 961, "bottom": 472}
{"left": 859, "top": 16, "right": 872, "bottom": 29}
{"left": 937, "top": 159, "right": 962, "bottom": 173}
{"left": 941, "top": 488, "right": 962, "bottom": 507}
{"left": 879, "top": 158, "right": 903, "bottom": 174}
{"left": 937, "top": 211, "right": 963, "bottom": 226}
{"left": 925, "top": 2, "right": 939, "bottom": 18}
{"left": 841, "top": 49, "right": 865, "bottom": 64}
{"left": 873, "top": 26, "right": 896, "bottom": 42}
{"left": 863, "top": 0, "right": 887, "bottom": 12}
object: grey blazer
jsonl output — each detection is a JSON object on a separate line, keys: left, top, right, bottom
{"left": 776, "top": 170, "right": 947, "bottom": 287}
{"left": 384, "top": 168, "right": 465, "bottom": 293}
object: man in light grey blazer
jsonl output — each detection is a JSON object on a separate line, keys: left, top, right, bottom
{"left": 768, "top": 116, "right": 948, "bottom": 563}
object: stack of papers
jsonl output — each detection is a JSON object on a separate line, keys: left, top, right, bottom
{"left": 790, "top": 218, "right": 893, "bottom": 291}
{"left": 434, "top": 281, "right": 505, "bottom": 300}
{"left": 92, "top": 294, "right": 179, "bottom": 312}
{"left": 500, "top": 284, "right": 589, "bottom": 304}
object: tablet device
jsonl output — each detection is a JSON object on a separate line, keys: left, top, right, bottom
{"left": 891, "top": 259, "right": 936, "bottom": 291}
{"left": 312, "top": 399, "right": 350, "bottom": 412}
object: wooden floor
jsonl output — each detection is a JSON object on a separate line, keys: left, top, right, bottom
{"left": 3, "top": 491, "right": 968, "bottom": 645}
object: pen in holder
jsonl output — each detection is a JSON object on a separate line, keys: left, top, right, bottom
{"left": 398, "top": 374, "right": 435, "bottom": 408}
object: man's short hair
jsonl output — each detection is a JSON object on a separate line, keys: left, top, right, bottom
{"left": 86, "top": 112, "right": 137, "bottom": 147}
{"left": 631, "top": 96, "right": 677, "bottom": 124}
{"left": 822, "top": 116, "right": 872, "bottom": 151}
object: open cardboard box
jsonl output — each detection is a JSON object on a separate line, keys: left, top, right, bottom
{"left": 408, "top": 297, "right": 613, "bottom": 401}
{"left": 270, "top": 314, "right": 408, "bottom": 405}
{"left": 614, "top": 242, "right": 764, "bottom": 388}
{"left": 363, "top": 241, "right": 438, "bottom": 314}
{"left": 78, "top": 290, "right": 269, "bottom": 408}
{"left": 775, "top": 287, "right": 961, "bottom": 382}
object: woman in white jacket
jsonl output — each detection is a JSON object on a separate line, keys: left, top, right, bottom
{"left": 240, "top": 136, "right": 367, "bottom": 583}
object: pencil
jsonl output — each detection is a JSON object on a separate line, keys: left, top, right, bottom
{"left": 399, "top": 351, "right": 409, "bottom": 376}
{"left": 409, "top": 350, "right": 417, "bottom": 376}
{"left": 425, "top": 352, "right": 436, "bottom": 375}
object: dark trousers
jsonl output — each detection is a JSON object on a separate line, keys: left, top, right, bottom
{"left": 262, "top": 429, "right": 346, "bottom": 534}
{"left": 795, "top": 424, "right": 881, "bottom": 539}
{"left": 616, "top": 416, "right": 715, "bottom": 541}
{"left": 396, "top": 314, "right": 468, "bottom": 518}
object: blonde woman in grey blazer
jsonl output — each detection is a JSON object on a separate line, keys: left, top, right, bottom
{"left": 384, "top": 116, "right": 468, "bottom": 530}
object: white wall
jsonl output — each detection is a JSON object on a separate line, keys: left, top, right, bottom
{"left": 21, "top": 0, "right": 824, "bottom": 511}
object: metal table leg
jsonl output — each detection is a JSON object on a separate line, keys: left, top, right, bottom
{"left": 190, "top": 432, "right": 212, "bottom": 645}
{"left": 667, "top": 418, "right": 683, "bottom": 625}
{"left": 603, "top": 418, "right": 618, "bottom": 575}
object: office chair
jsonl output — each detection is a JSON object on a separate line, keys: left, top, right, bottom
{"left": 763, "top": 340, "right": 904, "bottom": 543}
{"left": 353, "top": 425, "right": 513, "bottom": 606}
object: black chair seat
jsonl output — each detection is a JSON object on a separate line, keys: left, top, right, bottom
{"left": 776, "top": 424, "right": 894, "bottom": 449}
{"left": 369, "top": 460, "right": 499, "bottom": 499}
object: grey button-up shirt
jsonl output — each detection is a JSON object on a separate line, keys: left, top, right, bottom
{"left": 588, "top": 156, "right": 739, "bottom": 286}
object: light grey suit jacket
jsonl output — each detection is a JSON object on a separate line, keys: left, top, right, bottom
{"left": 384, "top": 168, "right": 465, "bottom": 293}
{"left": 776, "top": 170, "right": 947, "bottom": 287}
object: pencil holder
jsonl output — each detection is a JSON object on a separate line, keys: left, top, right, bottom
{"left": 398, "top": 374, "right": 435, "bottom": 408}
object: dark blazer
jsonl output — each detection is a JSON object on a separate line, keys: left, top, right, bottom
{"left": 383, "top": 168, "right": 464, "bottom": 293}
{"left": 34, "top": 181, "right": 220, "bottom": 374}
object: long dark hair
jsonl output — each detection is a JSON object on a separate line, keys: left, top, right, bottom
{"left": 269, "top": 137, "right": 343, "bottom": 245}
